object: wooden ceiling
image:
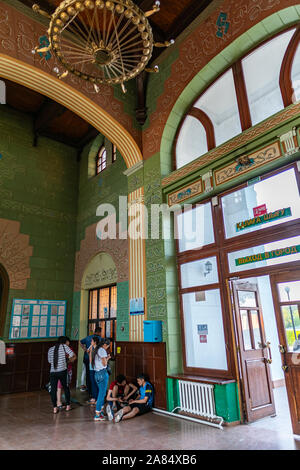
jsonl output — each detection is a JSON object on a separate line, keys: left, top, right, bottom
{"left": 5, "top": 0, "right": 214, "bottom": 146}
{"left": 19, "top": 0, "right": 213, "bottom": 43}
{"left": 4, "top": 78, "right": 98, "bottom": 151}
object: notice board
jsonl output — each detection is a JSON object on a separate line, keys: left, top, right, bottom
{"left": 9, "top": 299, "right": 67, "bottom": 340}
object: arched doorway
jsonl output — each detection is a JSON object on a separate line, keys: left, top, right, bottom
{"left": 0, "top": 264, "right": 9, "bottom": 338}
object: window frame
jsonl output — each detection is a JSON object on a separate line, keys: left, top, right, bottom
{"left": 173, "top": 25, "right": 300, "bottom": 171}
{"left": 96, "top": 146, "right": 107, "bottom": 175}
{"left": 175, "top": 162, "right": 300, "bottom": 378}
{"left": 87, "top": 284, "right": 117, "bottom": 356}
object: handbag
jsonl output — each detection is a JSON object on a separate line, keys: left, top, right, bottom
{"left": 107, "top": 362, "right": 112, "bottom": 375}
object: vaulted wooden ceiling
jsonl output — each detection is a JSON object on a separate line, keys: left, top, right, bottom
{"left": 6, "top": 0, "right": 214, "bottom": 149}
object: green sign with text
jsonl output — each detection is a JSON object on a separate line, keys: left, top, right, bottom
{"left": 235, "top": 245, "right": 300, "bottom": 266}
{"left": 236, "top": 207, "right": 291, "bottom": 232}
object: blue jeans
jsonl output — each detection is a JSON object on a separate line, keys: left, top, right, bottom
{"left": 90, "top": 369, "right": 99, "bottom": 400}
{"left": 94, "top": 369, "right": 109, "bottom": 413}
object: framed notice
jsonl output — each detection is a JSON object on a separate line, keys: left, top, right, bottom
{"left": 9, "top": 299, "right": 67, "bottom": 340}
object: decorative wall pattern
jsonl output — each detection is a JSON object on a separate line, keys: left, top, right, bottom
{"left": 0, "top": 218, "right": 32, "bottom": 290}
{"left": 74, "top": 222, "right": 128, "bottom": 292}
{"left": 168, "top": 179, "right": 203, "bottom": 206}
{"left": 214, "top": 140, "right": 282, "bottom": 186}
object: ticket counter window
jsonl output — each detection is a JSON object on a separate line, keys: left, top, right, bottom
{"left": 182, "top": 289, "right": 228, "bottom": 371}
{"left": 221, "top": 168, "right": 300, "bottom": 239}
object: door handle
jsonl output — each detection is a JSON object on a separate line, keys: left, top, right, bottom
{"left": 279, "top": 344, "right": 286, "bottom": 354}
{"left": 279, "top": 344, "right": 288, "bottom": 372}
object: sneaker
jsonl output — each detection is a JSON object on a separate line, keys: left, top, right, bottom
{"left": 80, "top": 385, "right": 87, "bottom": 392}
{"left": 106, "top": 404, "right": 114, "bottom": 421}
{"left": 114, "top": 409, "right": 123, "bottom": 423}
{"left": 94, "top": 412, "right": 106, "bottom": 421}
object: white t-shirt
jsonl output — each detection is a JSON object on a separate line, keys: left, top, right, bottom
{"left": 94, "top": 347, "right": 107, "bottom": 371}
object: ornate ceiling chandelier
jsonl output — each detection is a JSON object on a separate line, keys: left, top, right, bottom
{"left": 32, "top": 0, "right": 174, "bottom": 93}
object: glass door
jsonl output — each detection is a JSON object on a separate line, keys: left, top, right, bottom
{"left": 271, "top": 271, "right": 300, "bottom": 435}
{"left": 230, "top": 278, "right": 275, "bottom": 422}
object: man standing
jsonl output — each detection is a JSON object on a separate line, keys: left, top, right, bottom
{"left": 79, "top": 327, "right": 102, "bottom": 400}
{"left": 113, "top": 374, "right": 154, "bottom": 422}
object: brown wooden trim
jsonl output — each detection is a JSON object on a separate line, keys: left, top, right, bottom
{"left": 189, "top": 107, "right": 216, "bottom": 150}
{"left": 280, "top": 26, "right": 300, "bottom": 107}
{"left": 0, "top": 264, "right": 9, "bottom": 338}
{"left": 232, "top": 61, "right": 252, "bottom": 130}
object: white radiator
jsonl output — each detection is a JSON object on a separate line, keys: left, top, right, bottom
{"left": 178, "top": 380, "right": 218, "bottom": 420}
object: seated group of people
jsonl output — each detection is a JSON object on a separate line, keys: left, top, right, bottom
{"left": 80, "top": 329, "right": 154, "bottom": 423}
{"left": 48, "top": 333, "right": 154, "bottom": 422}
{"left": 105, "top": 373, "right": 154, "bottom": 423}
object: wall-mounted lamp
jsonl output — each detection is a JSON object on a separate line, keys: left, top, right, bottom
{"left": 204, "top": 260, "right": 213, "bottom": 277}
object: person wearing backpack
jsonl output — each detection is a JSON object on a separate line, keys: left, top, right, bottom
{"left": 47, "top": 336, "right": 76, "bottom": 414}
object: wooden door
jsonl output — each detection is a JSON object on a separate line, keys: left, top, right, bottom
{"left": 231, "top": 279, "right": 275, "bottom": 422}
{"left": 271, "top": 271, "right": 300, "bottom": 435}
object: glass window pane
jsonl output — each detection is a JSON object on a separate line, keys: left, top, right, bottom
{"left": 89, "top": 290, "right": 98, "bottom": 320}
{"left": 280, "top": 305, "right": 300, "bottom": 352}
{"left": 110, "top": 286, "right": 117, "bottom": 318}
{"left": 182, "top": 289, "right": 228, "bottom": 370}
{"left": 176, "top": 203, "right": 214, "bottom": 252}
{"left": 221, "top": 168, "right": 300, "bottom": 239}
{"left": 180, "top": 256, "right": 219, "bottom": 289}
{"left": 228, "top": 235, "right": 300, "bottom": 273}
{"left": 240, "top": 309, "right": 252, "bottom": 350}
{"left": 194, "top": 68, "right": 242, "bottom": 147}
{"left": 291, "top": 43, "right": 300, "bottom": 103}
{"left": 238, "top": 290, "right": 257, "bottom": 307}
{"left": 99, "top": 288, "right": 110, "bottom": 319}
{"left": 176, "top": 115, "right": 208, "bottom": 169}
{"left": 278, "top": 281, "right": 300, "bottom": 302}
{"left": 251, "top": 310, "right": 262, "bottom": 349}
{"left": 242, "top": 29, "right": 295, "bottom": 125}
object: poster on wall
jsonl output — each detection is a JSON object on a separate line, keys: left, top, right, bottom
{"left": 129, "top": 297, "right": 144, "bottom": 315}
{"left": 9, "top": 299, "right": 67, "bottom": 340}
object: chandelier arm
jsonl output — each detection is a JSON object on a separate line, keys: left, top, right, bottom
{"left": 71, "top": 57, "right": 95, "bottom": 66}
{"left": 94, "top": 4, "right": 104, "bottom": 46}
{"left": 104, "top": 64, "right": 113, "bottom": 81}
{"left": 105, "top": 10, "right": 125, "bottom": 50}
{"left": 61, "top": 40, "right": 90, "bottom": 54}
{"left": 108, "top": 18, "right": 134, "bottom": 50}
{"left": 84, "top": 6, "right": 100, "bottom": 48}
{"left": 109, "top": 61, "right": 132, "bottom": 75}
{"left": 60, "top": 22, "right": 92, "bottom": 49}
{"left": 60, "top": 11, "right": 79, "bottom": 35}
{"left": 111, "top": 32, "right": 143, "bottom": 54}
{"left": 102, "top": 6, "right": 107, "bottom": 46}
{"left": 59, "top": 40, "right": 91, "bottom": 54}
{"left": 116, "top": 43, "right": 144, "bottom": 54}
{"left": 77, "top": 11, "right": 96, "bottom": 45}
{"left": 112, "top": 13, "right": 125, "bottom": 77}
{"left": 104, "top": 10, "right": 115, "bottom": 47}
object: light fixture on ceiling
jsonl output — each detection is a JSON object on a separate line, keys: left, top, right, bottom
{"left": 32, "top": 0, "right": 174, "bottom": 93}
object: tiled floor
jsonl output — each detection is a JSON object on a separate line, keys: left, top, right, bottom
{"left": 1, "top": 387, "right": 299, "bottom": 450}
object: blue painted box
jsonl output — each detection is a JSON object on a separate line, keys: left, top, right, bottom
{"left": 143, "top": 320, "right": 163, "bottom": 342}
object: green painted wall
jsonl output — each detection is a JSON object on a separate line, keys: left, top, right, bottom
{"left": 0, "top": 105, "right": 78, "bottom": 340}
{"left": 72, "top": 136, "right": 129, "bottom": 342}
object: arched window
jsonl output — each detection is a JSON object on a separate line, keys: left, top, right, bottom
{"left": 175, "top": 26, "right": 300, "bottom": 170}
{"left": 96, "top": 146, "right": 107, "bottom": 174}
